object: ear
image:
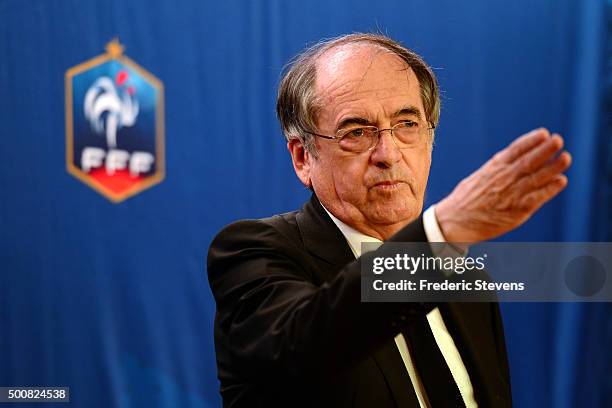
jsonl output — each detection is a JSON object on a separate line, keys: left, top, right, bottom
{"left": 287, "top": 139, "right": 312, "bottom": 188}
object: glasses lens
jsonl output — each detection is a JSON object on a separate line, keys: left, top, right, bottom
{"left": 392, "top": 121, "right": 425, "bottom": 146}
{"left": 338, "top": 127, "right": 377, "bottom": 152}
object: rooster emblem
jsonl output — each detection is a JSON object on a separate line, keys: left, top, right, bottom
{"left": 83, "top": 70, "right": 139, "bottom": 149}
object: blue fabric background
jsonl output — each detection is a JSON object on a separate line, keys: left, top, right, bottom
{"left": 0, "top": 0, "right": 610, "bottom": 406}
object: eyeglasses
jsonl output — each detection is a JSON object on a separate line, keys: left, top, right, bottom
{"left": 304, "top": 120, "right": 435, "bottom": 153}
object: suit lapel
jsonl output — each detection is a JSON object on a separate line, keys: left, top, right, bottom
{"left": 372, "top": 340, "right": 421, "bottom": 407}
{"left": 297, "top": 194, "right": 419, "bottom": 407}
{"left": 296, "top": 194, "right": 355, "bottom": 268}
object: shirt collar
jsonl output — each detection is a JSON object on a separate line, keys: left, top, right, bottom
{"left": 320, "top": 204, "right": 382, "bottom": 258}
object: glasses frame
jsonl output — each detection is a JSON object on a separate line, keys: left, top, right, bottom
{"left": 303, "top": 121, "right": 436, "bottom": 153}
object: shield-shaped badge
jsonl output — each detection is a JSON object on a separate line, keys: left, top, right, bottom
{"left": 65, "top": 39, "right": 164, "bottom": 202}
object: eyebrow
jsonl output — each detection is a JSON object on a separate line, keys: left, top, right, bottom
{"left": 335, "top": 105, "right": 425, "bottom": 131}
{"left": 337, "top": 116, "right": 374, "bottom": 130}
{"left": 392, "top": 106, "right": 423, "bottom": 121}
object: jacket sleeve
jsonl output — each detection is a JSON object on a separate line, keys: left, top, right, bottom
{"left": 207, "top": 217, "right": 434, "bottom": 381}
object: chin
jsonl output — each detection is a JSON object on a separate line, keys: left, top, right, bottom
{"left": 366, "top": 190, "right": 421, "bottom": 220}
{"left": 366, "top": 204, "right": 419, "bottom": 226}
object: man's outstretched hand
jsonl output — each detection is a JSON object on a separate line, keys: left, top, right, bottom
{"left": 435, "top": 128, "right": 572, "bottom": 243}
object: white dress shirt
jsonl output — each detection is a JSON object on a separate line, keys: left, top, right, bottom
{"left": 322, "top": 205, "right": 478, "bottom": 408}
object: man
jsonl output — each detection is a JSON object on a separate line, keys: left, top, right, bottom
{"left": 208, "top": 33, "right": 571, "bottom": 407}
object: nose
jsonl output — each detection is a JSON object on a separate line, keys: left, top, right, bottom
{"left": 370, "top": 129, "right": 402, "bottom": 168}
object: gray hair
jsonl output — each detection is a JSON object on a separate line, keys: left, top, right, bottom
{"left": 276, "top": 33, "right": 440, "bottom": 156}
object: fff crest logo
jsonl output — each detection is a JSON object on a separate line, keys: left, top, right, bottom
{"left": 65, "top": 39, "right": 165, "bottom": 202}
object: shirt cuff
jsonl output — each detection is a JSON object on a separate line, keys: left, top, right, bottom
{"left": 423, "top": 205, "right": 469, "bottom": 258}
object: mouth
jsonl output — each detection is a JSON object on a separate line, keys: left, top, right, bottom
{"left": 371, "top": 180, "right": 406, "bottom": 191}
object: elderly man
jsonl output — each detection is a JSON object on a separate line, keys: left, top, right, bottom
{"left": 208, "top": 33, "right": 571, "bottom": 407}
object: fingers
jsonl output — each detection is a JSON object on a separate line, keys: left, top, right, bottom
{"left": 519, "top": 174, "right": 568, "bottom": 211}
{"left": 516, "top": 150, "right": 572, "bottom": 191}
{"left": 514, "top": 133, "right": 565, "bottom": 174}
{"left": 496, "top": 128, "right": 549, "bottom": 163}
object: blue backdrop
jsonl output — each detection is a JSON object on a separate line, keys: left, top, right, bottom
{"left": 1, "top": 0, "right": 610, "bottom": 407}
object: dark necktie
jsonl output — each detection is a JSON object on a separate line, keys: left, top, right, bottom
{"left": 403, "top": 316, "right": 465, "bottom": 407}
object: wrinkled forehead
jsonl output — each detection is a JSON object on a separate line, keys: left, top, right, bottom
{"left": 315, "top": 43, "right": 423, "bottom": 115}
{"left": 314, "top": 43, "right": 418, "bottom": 102}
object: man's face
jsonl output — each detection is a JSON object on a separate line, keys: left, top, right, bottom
{"left": 305, "top": 44, "right": 432, "bottom": 239}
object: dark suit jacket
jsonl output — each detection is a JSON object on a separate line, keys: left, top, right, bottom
{"left": 207, "top": 195, "right": 512, "bottom": 407}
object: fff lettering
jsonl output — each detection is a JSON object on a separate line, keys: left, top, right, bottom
{"left": 81, "top": 147, "right": 154, "bottom": 176}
